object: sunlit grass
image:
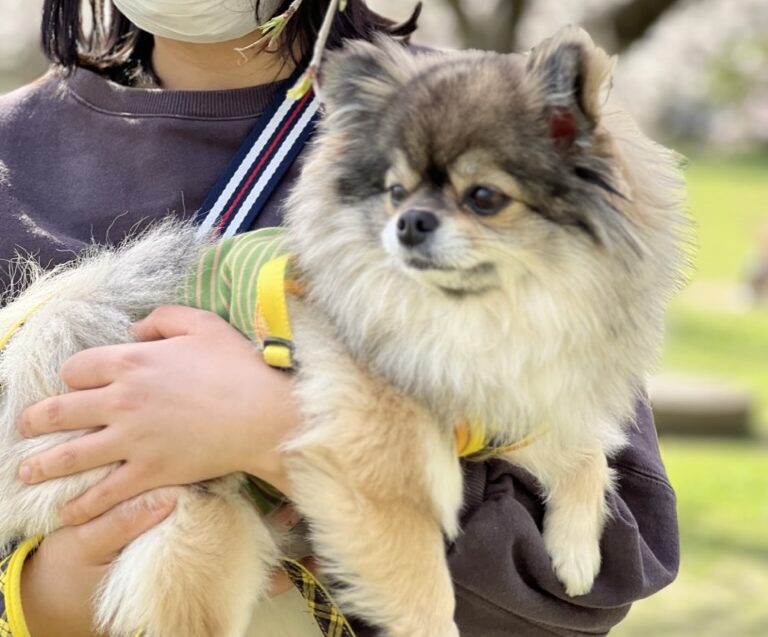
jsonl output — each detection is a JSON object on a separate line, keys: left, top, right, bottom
{"left": 683, "top": 153, "right": 768, "bottom": 281}
{"left": 614, "top": 439, "right": 768, "bottom": 637}
{"left": 659, "top": 152, "right": 768, "bottom": 434}
{"left": 664, "top": 439, "right": 768, "bottom": 557}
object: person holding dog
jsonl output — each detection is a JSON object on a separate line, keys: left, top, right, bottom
{"left": 0, "top": 1, "right": 680, "bottom": 636}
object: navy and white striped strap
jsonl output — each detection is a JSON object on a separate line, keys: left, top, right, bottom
{"left": 195, "top": 79, "right": 320, "bottom": 239}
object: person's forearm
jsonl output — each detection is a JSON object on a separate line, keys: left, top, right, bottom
{"left": 21, "top": 551, "right": 98, "bottom": 637}
{"left": 238, "top": 366, "right": 301, "bottom": 499}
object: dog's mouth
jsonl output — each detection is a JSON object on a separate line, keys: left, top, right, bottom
{"left": 405, "top": 258, "right": 456, "bottom": 272}
{"left": 403, "top": 258, "right": 500, "bottom": 296}
{"left": 405, "top": 258, "right": 495, "bottom": 276}
{"left": 438, "top": 284, "right": 499, "bottom": 298}
{"left": 382, "top": 222, "right": 500, "bottom": 294}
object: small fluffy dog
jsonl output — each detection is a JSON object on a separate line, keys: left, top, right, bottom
{"left": 0, "top": 28, "right": 686, "bottom": 637}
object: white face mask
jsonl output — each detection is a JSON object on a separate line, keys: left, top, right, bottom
{"left": 112, "top": 0, "right": 283, "bottom": 44}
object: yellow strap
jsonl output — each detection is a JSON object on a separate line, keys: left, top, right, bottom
{"left": 0, "top": 301, "right": 49, "bottom": 352}
{"left": 455, "top": 422, "right": 487, "bottom": 457}
{"left": 256, "top": 255, "right": 295, "bottom": 369}
{"left": 3, "top": 536, "right": 44, "bottom": 637}
{"left": 455, "top": 422, "right": 547, "bottom": 460}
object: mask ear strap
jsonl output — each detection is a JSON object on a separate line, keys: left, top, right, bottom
{"left": 288, "top": 0, "right": 346, "bottom": 101}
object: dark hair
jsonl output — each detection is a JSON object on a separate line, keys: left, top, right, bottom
{"left": 41, "top": 0, "right": 420, "bottom": 85}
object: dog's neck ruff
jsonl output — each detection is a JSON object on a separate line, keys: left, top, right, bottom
{"left": 201, "top": 228, "right": 546, "bottom": 461}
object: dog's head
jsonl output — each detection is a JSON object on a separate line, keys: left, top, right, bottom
{"left": 299, "top": 27, "right": 683, "bottom": 301}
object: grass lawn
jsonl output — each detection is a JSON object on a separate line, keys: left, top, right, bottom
{"left": 614, "top": 152, "right": 768, "bottom": 635}
{"left": 614, "top": 439, "right": 768, "bottom": 637}
{"left": 681, "top": 154, "right": 768, "bottom": 282}
{"left": 659, "top": 151, "right": 768, "bottom": 434}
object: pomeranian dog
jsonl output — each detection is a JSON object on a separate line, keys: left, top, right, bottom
{"left": 0, "top": 28, "right": 686, "bottom": 637}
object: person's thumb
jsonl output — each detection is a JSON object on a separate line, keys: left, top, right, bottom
{"left": 130, "top": 305, "right": 211, "bottom": 341}
{"left": 78, "top": 493, "right": 176, "bottom": 563}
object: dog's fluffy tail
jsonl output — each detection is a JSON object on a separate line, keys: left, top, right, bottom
{"left": 0, "top": 221, "right": 282, "bottom": 637}
{"left": 0, "top": 217, "right": 204, "bottom": 339}
{"left": 95, "top": 482, "right": 280, "bottom": 637}
{"left": 0, "top": 219, "right": 205, "bottom": 540}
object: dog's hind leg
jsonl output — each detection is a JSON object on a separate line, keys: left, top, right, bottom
{"left": 287, "top": 355, "right": 462, "bottom": 637}
{"left": 95, "top": 479, "right": 279, "bottom": 637}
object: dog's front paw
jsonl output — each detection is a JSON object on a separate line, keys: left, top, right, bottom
{"left": 543, "top": 521, "right": 602, "bottom": 597}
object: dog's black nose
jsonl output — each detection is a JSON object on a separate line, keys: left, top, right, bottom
{"left": 397, "top": 210, "right": 440, "bottom": 247}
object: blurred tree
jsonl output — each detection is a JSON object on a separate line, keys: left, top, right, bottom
{"left": 710, "top": 36, "right": 768, "bottom": 105}
{"left": 588, "top": 0, "right": 689, "bottom": 51}
{"left": 442, "top": 0, "right": 529, "bottom": 52}
{"left": 441, "top": 0, "right": 690, "bottom": 53}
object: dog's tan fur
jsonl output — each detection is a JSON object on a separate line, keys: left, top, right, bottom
{"left": 0, "top": 28, "right": 686, "bottom": 637}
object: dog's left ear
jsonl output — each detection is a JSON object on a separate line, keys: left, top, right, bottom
{"left": 525, "top": 26, "right": 614, "bottom": 149}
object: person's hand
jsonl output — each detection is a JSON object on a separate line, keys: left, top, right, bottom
{"left": 21, "top": 496, "right": 176, "bottom": 637}
{"left": 16, "top": 305, "right": 301, "bottom": 526}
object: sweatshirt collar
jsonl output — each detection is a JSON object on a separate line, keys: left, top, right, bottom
{"left": 63, "top": 67, "right": 290, "bottom": 120}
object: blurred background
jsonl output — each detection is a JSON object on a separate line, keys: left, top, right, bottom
{"left": 2, "top": 0, "right": 767, "bottom": 635}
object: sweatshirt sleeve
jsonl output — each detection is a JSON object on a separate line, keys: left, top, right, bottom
{"left": 448, "top": 397, "right": 680, "bottom": 637}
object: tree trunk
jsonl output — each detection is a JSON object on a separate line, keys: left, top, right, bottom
{"left": 439, "top": 0, "right": 687, "bottom": 54}
{"left": 592, "top": 0, "right": 689, "bottom": 52}
{"left": 442, "top": 0, "right": 529, "bottom": 53}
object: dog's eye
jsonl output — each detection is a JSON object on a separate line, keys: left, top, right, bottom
{"left": 465, "top": 186, "right": 509, "bottom": 216}
{"left": 389, "top": 184, "right": 408, "bottom": 206}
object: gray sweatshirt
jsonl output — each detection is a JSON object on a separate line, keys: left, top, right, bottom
{"left": 0, "top": 68, "right": 679, "bottom": 637}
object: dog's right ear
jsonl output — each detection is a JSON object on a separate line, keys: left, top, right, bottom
{"left": 318, "top": 36, "right": 418, "bottom": 126}
{"left": 524, "top": 26, "right": 614, "bottom": 150}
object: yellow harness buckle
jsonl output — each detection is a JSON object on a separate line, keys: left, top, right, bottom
{"left": 256, "top": 254, "right": 296, "bottom": 369}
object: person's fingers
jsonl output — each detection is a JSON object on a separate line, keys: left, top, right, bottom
{"left": 270, "top": 570, "right": 295, "bottom": 597}
{"left": 59, "top": 343, "right": 147, "bottom": 390}
{"left": 18, "top": 431, "right": 119, "bottom": 484}
{"left": 59, "top": 464, "right": 148, "bottom": 526}
{"left": 269, "top": 504, "right": 302, "bottom": 533}
{"left": 75, "top": 495, "right": 177, "bottom": 562}
{"left": 130, "top": 305, "right": 224, "bottom": 342}
{"left": 18, "top": 389, "right": 109, "bottom": 437}
{"left": 269, "top": 558, "right": 318, "bottom": 598}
